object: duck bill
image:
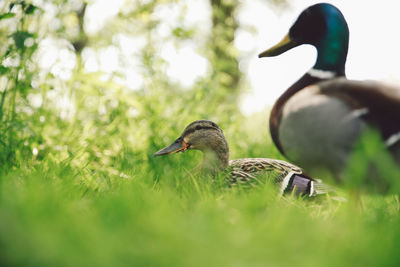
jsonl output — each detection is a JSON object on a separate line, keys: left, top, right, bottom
{"left": 154, "top": 139, "right": 189, "bottom": 157}
{"left": 258, "top": 33, "right": 299, "bottom": 58}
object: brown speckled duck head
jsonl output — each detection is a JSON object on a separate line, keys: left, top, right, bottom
{"left": 154, "top": 120, "right": 229, "bottom": 174}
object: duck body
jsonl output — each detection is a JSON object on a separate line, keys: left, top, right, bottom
{"left": 259, "top": 3, "right": 400, "bottom": 181}
{"left": 279, "top": 79, "right": 365, "bottom": 178}
{"left": 229, "top": 158, "right": 322, "bottom": 195}
{"left": 154, "top": 120, "right": 331, "bottom": 196}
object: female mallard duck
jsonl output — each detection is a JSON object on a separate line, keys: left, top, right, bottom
{"left": 258, "top": 3, "right": 400, "bottom": 182}
{"left": 154, "top": 120, "right": 331, "bottom": 196}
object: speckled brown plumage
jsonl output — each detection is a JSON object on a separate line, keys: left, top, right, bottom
{"left": 229, "top": 158, "right": 300, "bottom": 183}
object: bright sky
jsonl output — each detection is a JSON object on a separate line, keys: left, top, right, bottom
{"left": 37, "top": 0, "right": 400, "bottom": 116}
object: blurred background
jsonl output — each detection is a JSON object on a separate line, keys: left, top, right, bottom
{"left": 1, "top": 0, "right": 400, "bottom": 175}
{"left": 1, "top": 0, "right": 400, "bottom": 266}
{"left": 0, "top": 0, "right": 283, "bottom": 179}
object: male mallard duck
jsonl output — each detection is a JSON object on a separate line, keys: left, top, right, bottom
{"left": 258, "top": 3, "right": 400, "bottom": 181}
{"left": 154, "top": 120, "right": 331, "bottom": 196}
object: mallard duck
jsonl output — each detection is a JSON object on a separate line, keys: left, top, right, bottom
{"left": 154, "top": 120, "right": 332, "bottom": 196}
{"left": 258, "top": 3, "right": 400, "bottom": 182}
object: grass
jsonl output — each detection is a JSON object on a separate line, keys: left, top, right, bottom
{"left": 1, "top": 153, "right": 400, "bottom": 267}
{"left": 0, "top": 99, "right": 399, "bottom": 267}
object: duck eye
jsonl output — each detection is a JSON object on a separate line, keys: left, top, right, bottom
{"left": 195, "top": 125, "right": 201, "bottom": 130}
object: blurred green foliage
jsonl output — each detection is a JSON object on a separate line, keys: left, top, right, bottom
{"left": 0, "top": 0, "right": 264, "bottom": 175}
{"left": 0, "top": 0, "right": 400, "bottom": 266}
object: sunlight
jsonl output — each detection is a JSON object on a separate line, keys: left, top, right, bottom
{"left": 37, "top": 38, "right": 76, "bottom": 81}
{"left": 98, "top": 46, "right": 119, "bottom": 73}
{"left": 82, "top": 48, "right": 99, "bottom": 72}
{"left": 84, "top": 0, "right": 125, "bottom": 34}
{"left": 160, "top": 42, "right": 209, "bottom": 87}
{"left": 124, "top": 69, "right": 144, "bottom": 91}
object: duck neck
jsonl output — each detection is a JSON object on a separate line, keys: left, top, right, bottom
{"left": 314, "top": 39, "right": 348, "bottom": 75}
{"left": 199, "top": 144, "right": 229, "bottom": 175}
{"left": 313, "top": 11, "right": 349, "bottom": 75}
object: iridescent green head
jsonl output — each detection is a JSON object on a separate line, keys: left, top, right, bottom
{"left": 259, "top": 3, "right": 349, "bottom": 75}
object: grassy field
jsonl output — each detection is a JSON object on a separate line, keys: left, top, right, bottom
{"left": 1, "top": 1, "right": 400, "bottom": 266}
{"left": 1, "top": 128, "right": 400, "bottom": 267}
